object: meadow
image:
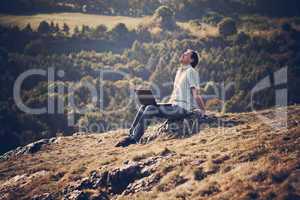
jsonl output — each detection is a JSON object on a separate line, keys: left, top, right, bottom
{"left": 0, "top": 12, "right": 151, "bottom": 31}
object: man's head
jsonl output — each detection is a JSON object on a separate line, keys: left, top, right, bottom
{"left": 179, "top": 49, "right": 199, "bottom": 68}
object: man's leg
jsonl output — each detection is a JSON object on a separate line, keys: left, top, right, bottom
{"left": 116, "top": 105, "right": 188, "bottom": 147}
{"left": 115, "top": 105, "right": 160, "bottom": 147}
{"left": 131, "top": 104, "right": 189, "bottom": 141}
{"left": 158, "top": 104, "right": 189, "bottom": 120}
{"left": 131, "top": 105, "right": 161, "bottom": 142}
{"left": 129, "top": 105, "right": 146, "bottom": 136}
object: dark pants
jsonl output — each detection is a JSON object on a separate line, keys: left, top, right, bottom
{"left": 129, "top": 104, "right": 189, "bottom": 142}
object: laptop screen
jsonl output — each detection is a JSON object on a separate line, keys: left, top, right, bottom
{"left": 135, "top": 89, "right": 157, "bottom": 106}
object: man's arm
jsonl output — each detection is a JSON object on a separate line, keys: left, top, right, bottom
{"left": 191, "top": 87, "right": 205, "bottom": 113}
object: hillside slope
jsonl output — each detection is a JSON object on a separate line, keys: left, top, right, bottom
{"left": 0, "top": 106, "right": 299, "bottom": 200}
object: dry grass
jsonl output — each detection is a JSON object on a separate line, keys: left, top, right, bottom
{"left": 0, "top": 105, "right": 299, "bottom": 199}
{"left": 177, "top": 22, "right": 219, "bottom": 39}
{"left": 0, "top": 13, "right": 150, "bottom": 31}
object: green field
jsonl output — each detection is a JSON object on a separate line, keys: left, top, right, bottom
{"left": 0, "top": 12, "right": 151, "bottom": 31}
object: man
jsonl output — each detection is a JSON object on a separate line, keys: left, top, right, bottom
{"left": 116, "top": 49, "right": 206, "bottom": 147}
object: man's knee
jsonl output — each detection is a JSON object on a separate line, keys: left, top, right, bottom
{"left": 144, "top": 105, "right": 159, "bottom": 115}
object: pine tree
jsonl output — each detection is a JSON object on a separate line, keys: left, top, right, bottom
{"left": 50, "top": 21, "right": 55, "bottom": 33}
{"left": 23, "top": 23, "right": 33, "bottom": 33}
{"left": 54, "top": 23, "right": 60, "bottom": 33}
{"left": 73, "top": 26, "right": 80, "bottom": 36}
{"left": 37, "top": 21, "right": 51, "bottom": 34}
{"left": 63, "top": 23, "right": 70, "bottom": 35}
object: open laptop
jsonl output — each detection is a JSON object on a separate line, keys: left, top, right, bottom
{"left": 135, "top": 89, "right": 172, "bottom": 106}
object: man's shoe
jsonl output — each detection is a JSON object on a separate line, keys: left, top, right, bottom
{"left": 115, "top": 136, "right": 136, "bottom": 147}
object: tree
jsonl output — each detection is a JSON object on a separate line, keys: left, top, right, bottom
{"left": 50, "top": 21, "right": 55, "bottom": 33}
{"left": 73, "top": 26, "right": 80, "bottom": 36}
{"left": 0, "top": 47, "right": 8, "bottom": 66}
{"left": 93, "top": 24, "right": 107, "bottom": 38}
{"left": 37, "top": 21, "right": 51, "bottom": 34}
{"left": 218, "top": 18, "right": 237, "bottom": 37}
{"left": 23, "top": 23, "right": 33, "bottom": 33}
{"left": 153, "top": 6, "right": 176, "bottom": 30}
{"left": 54, "top": 23, "right": 60, "bottom": 33}
{"left": 63, "top": 23, "right": 70, "bottom": 35}
{"left": 81, "top": 25, "right": 91, "bottom": 35}
{"left": 110, "top": 23, "right": 129, "bottom": 40}
{"left": 24, "top": 39, "right": 48, "bottom": 56}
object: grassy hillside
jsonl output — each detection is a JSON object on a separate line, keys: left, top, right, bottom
{"left": 0, "top": 13, "right": 150, "bottom": 31}
{"left": 0, "top": 105, "right": 299, "bottom": 199}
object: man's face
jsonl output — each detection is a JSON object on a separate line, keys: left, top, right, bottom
{"left": 180, "top": 49, "right": 193, "bottom": 65}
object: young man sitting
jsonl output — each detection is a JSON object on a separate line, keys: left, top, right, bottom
{"left": 116, "top": 49, "right": 205, "bottom": 147}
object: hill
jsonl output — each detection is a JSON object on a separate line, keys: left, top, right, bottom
{"left": 0, "top": 13, "right": 150, "bottom": 31}
{"left": 0, "top": 105, "right": 299, "bottom": 200}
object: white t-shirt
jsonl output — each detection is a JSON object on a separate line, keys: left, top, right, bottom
{"left": 170, "top": 64, "right": 200, "bottom": 111}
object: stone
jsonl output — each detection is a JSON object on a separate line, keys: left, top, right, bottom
{"left": 32, "top": 193, "right": 53, "bottom": 200}
{"left": 63, "top": 190, "right": 88, "bottom": 200}
{"left": 107, "top": 163, "right": 142, "bottom": 194}
{"left": 0, "top": 138, "right": 54, "bottom": 161}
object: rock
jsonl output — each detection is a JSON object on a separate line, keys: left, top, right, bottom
{"left": 32, "top": 193, "right": 53, "bottom": 200}
{"left": 123, "top": 173, "right": 162, "bottom": 195}
{"left": 194, "top": 167, "right": 207, "bottom": 181}
{"left": 73, "top": 132, "right": 88, "bottom": 136}
{"left": 198, "top": 182, "right": 220, "bottom": 197}
{"left": 89, "top": 171, "right": 108, "bottom": 188}
{"left": 212, "top": 155, "right": 230, "bottom": 164}
{"left": 141, "top": 112, "right": 244, "bottom": 144}
{"left": 62, "top": 154, "right": 172, "bottom": 197}
{"left": 107, "top": 163, "right": 142, "bottom": 194}
{"left": 89, "top": 192, "right": 109, "bottom": 200}
{"left": 77, "top": 163, "right": 144, "bottom": 195}
{"left": 26, "top": 139, "right": 50, "bottom": 154}
{"left": 49, "top": 137, "right": 57, "bottom": 143}
{"left": 63, "top": 190, "right": 88, "bottom": 200}
{"left": 0, "top": 138, "right": 56, "bottom": 161}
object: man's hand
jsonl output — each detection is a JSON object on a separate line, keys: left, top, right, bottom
{"left": 191, "top": 88, "right": 206, "bottom": 112}
{"left": 193, "top": 108, "right": 205, "bottom": 116}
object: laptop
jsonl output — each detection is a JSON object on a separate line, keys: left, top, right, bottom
{"left": 135, "top": 89, "right": 172, "bottom": 106}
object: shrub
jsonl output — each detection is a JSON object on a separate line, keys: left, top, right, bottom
{"left": 202, "top": 12, "right": 223, "bottom": 25}
{"left": 24, "top": 39, "right": 48, "bottom": 56}
{"left": 234, "top": 31, "right": 250, "bottom": 45}
{"left": 77, "top": 112, "right": 107, "bottom": 133}
{"left": 218, "top": 18, "right": 237, "bottom": 37}
{"left": 110, "top": 23, "right": 130, "bottom": 41}
{"left": 37, "top": 21, "right": 51, "bottom": 34}
{"left": 153, "top": 6, "right": 176, "bottom": 30}
{"left": 281, "top": 23, "right": 292, "bottom": 32}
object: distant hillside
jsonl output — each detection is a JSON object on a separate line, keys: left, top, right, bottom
{"left": 0, "top": 13, "right": 150, "bottom": 31}
{"left": 1, "top": 0, "right": 300, "bottom": 18}
{"left": 0, "top": 105, "right": 299, "bottom": 199}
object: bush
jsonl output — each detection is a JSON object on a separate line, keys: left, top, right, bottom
{"left": 37, "top": 21, "right": 51, "bottom": 34}
{"left": 110, "top": 23, "right": 130, "bottom": 41}
{"left": 202, "top": 12, "right": 223, "bottom": 25}
{"left": 281, "top": 23, "right": 292, "bottom": 32}
{"left": 77, "top": 112, "right": 107, "bottom": 133}
{"left": 153, "top": 6, "right": 176, "bottom": 30}
{"left": 24, "top": 39, "right": 48, "bottom": 56}
{"left": 218, "top": 18, "right": 237, "bottom": 37}
{"left": 234, "top": 31, "right": 250, "bottom": 45}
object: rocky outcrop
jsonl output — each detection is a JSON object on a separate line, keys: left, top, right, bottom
{"left": 61, "top": 148, "right": 175, "bottom": 199}
{"left": 0, "top": 138, "right": 58, "bottom": 161}
{"left": 1, "top": 106, "right": 299, "bottom": 200}
{"left": 141, "top": 113, "right": 243, "bottom": 144}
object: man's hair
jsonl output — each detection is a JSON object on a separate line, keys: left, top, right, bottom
{"left": 190, "top": 51, "right": 199, "bottom": 68}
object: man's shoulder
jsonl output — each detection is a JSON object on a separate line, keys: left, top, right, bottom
{"left": 186, "top": 67, "right": 198, "bottom": 74}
